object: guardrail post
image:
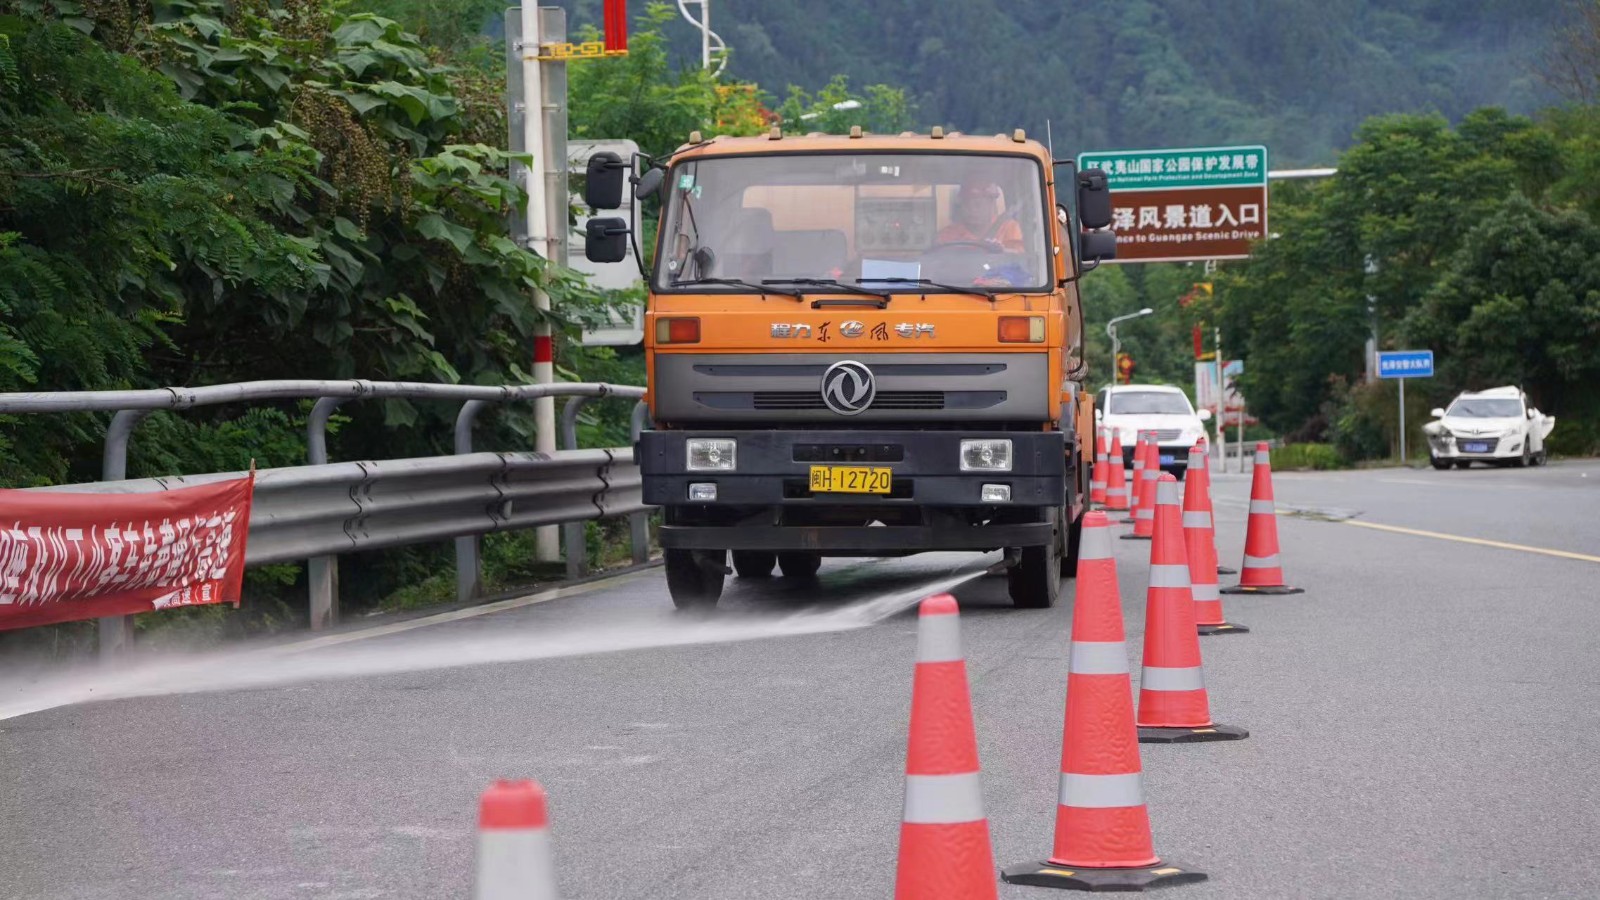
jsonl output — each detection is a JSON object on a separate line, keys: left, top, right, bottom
{"left": 628, "top": 400, "right": 651, "bottom": 565}
{"left": 305, "top": 397, "right": 345, "bottom": 630}
{"left": 454, "top": 400, "right": 490, "bottom": 603}
{"left": 97, "top": 408, "right": 152, "bottom": 660}
{"left": 560, "top": 396, "right": 592, "bottom": 581}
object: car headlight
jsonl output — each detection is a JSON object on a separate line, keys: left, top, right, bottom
{"left": 686, "top": 438, "right": 737, "bottom": 471}
{"left": 960, "top": 439, "right": 1013, "bottom": 471}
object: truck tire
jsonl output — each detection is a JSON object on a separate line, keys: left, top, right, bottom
{"left": 777, "top": 552, "right": 822, "bottom": 579}
{"left": 1059, "top": 510, "right": 1083, "bottom": 578}
{"left": 666, "top": 549, "right": 725, "bottom": 610}
{"left": 1009, "top": 510, "right": 1063, "bottom": 609}
{"left": 732, "top": 551, "right": 776, "bottom": 578}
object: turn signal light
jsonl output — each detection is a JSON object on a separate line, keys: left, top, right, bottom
{"left": 656, "top": 317, "right": 701, "bottom": 344}
{"left": 998, "top": 316, "right": 1045, "bottom": 343}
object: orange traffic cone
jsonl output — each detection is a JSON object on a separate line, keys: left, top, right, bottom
{"left": 1002, "top": 512, "right": 1208, "bottom": 891}
{"left": 1090, "top": 429, "right": 1109, "bottom": 506}
{"left": 1122, "top": 437, "right": 1158, "bottom": 540}
{"left": 1104, "top": 432, "right": 1131, "bottom": 512}
{"left": 1119, "top": 433, "right": 1147, "bottom": 523}
{"left": 1137, "top": 474, "right": 1249, "bottom": 743}
{"left": 1184, "top": 445, "right": 1248, "bottom": 636}
{"left": 473, "top": 780, "right": 559, "bottom": 900}
{"left": 1221, "top": 443, "right": 1304, "bottom": 595}
{"left": 896, "top": 594, "right": 997, "bottom": 900}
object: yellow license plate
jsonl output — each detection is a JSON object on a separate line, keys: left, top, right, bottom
{"left": 808, "top": 465, "right": 892, "bottom": 494}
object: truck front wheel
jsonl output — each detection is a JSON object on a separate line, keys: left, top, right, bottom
{"left": 1009, "top": 510, "right": 1063, "bottom": 609}
{"left": 666, "top": 549, "right": 725, "bottom": 610}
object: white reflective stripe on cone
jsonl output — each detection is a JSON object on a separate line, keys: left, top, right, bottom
{"left": 1058, "top": 772, "right": 1145, "bottom": 809}
{"left": 1142, "top": 469, "right": 1159, "bottom": 480}
{"left": 1191, "top": 582, "right": 1220, "bottom": 601}
{"left": 1106, "top": 487, "right": 1128, "bottom": 498}
{"left": 1243, "top": 553, "right": 1281, "bottom": 569}
{"left": 1148, "top": 564, "right": 1190, "bottom": 588}
{"left": 1079, "top": 524, "right": 1114, "bottom": 560}
{"left": 1156, "top": 480, "right": 1181, "bottom": 505}
{"left": 474, "top": 831, "right": 558, "bottom": 900}
{"left": 1182, "top": 511, "right": 1212, "bottom": 529}
{"left": 1249, "top": 500, "right": 1277, "bottom": 515}
{"left": 1069, "top": 640, "right": 1129, "bottom": 675}
{"left": 902, "top": 772, "right": 986, "bottom": 824}
{"left": 1255, "top": 450, "right": 1270, "bottom": 463}
{"left": 917, "top": 613, "right": 964, "bottom": 663}
{"left": 1135, "top": 507, "right": 1153, "bottom": 520}
{"left": 1140, "top": 665, "right": 1205, "bottom": 691}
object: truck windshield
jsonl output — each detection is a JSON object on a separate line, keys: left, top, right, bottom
{"left": 1446, "top": 398, "right": 1522, "bottom": 418}
{"left": 1109, "top": 392, "right": 1193, "bottom": 415}
{"left": 655, "top": 152, "right": 1050, "bottom": 292}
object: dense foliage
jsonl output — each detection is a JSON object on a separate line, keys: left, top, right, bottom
{"left": 1208, "top": 107, "right": 1600, "bottom": 458}
{"left": 626, "top": 0, "right": 1559, "bottom": 166}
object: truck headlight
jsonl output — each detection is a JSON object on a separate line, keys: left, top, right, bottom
{"left": 960, "top": 439, "right": 1013, "bottom": 471}
{"left": 686, "top": 439, "right": 737, "bottom": 471}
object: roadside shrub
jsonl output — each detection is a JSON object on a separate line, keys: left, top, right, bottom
{"left": 1270, "top": 443, "right": 1346, "bottom": 470}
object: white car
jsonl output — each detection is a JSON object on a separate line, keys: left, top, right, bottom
{"left": 1423, "top": 386, "right": 1555, "bottom": 469}
{"left": 1094, "top": 384, "right": 1213, "bottom": 478}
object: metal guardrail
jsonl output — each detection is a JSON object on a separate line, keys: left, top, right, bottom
{"left": 0, "top": 380, "right": 649, "bottom": 654}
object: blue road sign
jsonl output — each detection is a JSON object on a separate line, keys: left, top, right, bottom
{"left": 1377, "top": 350, "right": 1434, "bottom": 379}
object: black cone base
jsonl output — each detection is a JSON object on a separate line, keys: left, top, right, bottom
{"left": 1216, "top": 565, "right": 1237, "bottom": 575}
{"left": 1220, "top": 584, "right": 1303, "bottom": 595}
{"left": 1137, "top": 723, "right": 1249, "bottom": 743}
{"left": 1001, "top": 859, "right": 1208, "bottom": 891}
{"left": 1120, "top": 534, "right": 1152, "bottom": 541}
{"left": 1198, "top": 622, "right": 1249, "bottom": 636}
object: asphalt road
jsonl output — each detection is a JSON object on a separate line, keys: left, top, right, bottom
{"left": 4, "top": 459, "right": 1599, "bottom": 899}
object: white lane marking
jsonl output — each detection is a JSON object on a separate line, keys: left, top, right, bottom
{"left": 1342, "top": 520, "right": 1600, "bottom": 565}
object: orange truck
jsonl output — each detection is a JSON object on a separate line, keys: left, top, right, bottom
{"left": 582, "top": 127, "right": 1117, "bottom": 609}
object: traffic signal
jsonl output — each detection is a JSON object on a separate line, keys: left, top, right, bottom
{"left": 1116, "top": 352, "right": 1135, "bottom": 384}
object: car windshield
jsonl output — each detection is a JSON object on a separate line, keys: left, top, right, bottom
{"left": 1446, "top": 398, "right": 1522, "bottom": 418}
{"left": 654, "top": 152, "right": 1050, "bottom": 292}
{"left": 1109, "top": 392, "right": 1192, "bottom": 415}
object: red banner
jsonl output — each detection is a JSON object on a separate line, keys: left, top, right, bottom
{"left": 0, "top": 474, "right": 255, "bottom": 631}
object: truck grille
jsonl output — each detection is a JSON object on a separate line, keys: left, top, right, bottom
{"left": 754, "top": 390, "right": 946, "bottom": 411}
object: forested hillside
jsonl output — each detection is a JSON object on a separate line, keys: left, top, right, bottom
{"left": 609, "top": 0, "right": 1558, "bottom": 166}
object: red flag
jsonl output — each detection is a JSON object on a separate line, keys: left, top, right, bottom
{"left": 0, "top": 474, "right": 255, "bottom": 631}
{"left": 604, "top": 0, "right": 628, "bottom": 53}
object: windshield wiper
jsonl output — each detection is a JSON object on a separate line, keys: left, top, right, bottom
{"left": 761, "top": 278, "right": 890, "bottom": 309}
{"left": 671, "top": 277, "right": 801, "bottom": 299}
{"left": 854, "top": 277, "right": 996, "bottom": 299}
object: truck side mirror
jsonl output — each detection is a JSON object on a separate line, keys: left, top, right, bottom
{"left": 635, "top": 166, "right": 666, "bottom": 202}
{"left": 584, "top": 217, "right": 629, "bottom": 263}
{"left": 1077, "top": 167, "right": 1113, "bottom": 229}
{"left": 585, "top": 152, "right": 628, "bottom": 210}
{"left": 1430, "top": 407, "right": 1446, "bottom": 418}
{"left": 1079, "top": 229, "right": 1117, "bottom": 263}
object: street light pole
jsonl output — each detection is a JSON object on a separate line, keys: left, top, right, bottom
{"left": 1105, "top": 307, "right": 1154, "bottom": 386}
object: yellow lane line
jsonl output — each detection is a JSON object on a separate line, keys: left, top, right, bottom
{"left": 1342, "top": 520, "right": 1600, "bottom": 564}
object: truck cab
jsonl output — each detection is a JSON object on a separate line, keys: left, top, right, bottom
{"left": 583, "top": 128, "right": 1116, "bottom": 609}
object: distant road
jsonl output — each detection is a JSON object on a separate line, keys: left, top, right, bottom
{"left": 4, "top": 460, "right": 1598, "bottom": 899}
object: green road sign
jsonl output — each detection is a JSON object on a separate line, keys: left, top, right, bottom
{"left": 1077, "top": 145, "right": 1268, "bottom": 191}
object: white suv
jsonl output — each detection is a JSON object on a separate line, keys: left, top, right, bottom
{"left": 1095, "top": 384, "right": 1212, "bottom": 478}
{"left": 1423, "top": 386, "right": 1555, "bottom": 469}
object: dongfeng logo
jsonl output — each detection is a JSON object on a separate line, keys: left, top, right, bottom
{"left": 821, "top": 360, "right": 876, "bottom": 415}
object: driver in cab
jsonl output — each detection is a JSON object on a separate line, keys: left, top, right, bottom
{"left": 937, "top": 181, "right": 1025, "bottom": 253}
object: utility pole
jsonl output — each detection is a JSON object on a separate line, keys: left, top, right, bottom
{"left": 1215, "top": 326, "right": 1226, "bottom": 470}
{"left": 676, "top": 0, "right": 727, "bottom": 76}
{"left": 1364, "top": 254, "right": 1379, "bottom": 384}
{"left": 511, "top": 5, "right": 565, "bottom": 561}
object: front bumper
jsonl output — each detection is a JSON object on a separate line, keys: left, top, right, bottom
{"left": 1120, "top": 445, "right": 1194, "bottom": 470}
{"left": 1427, "top": 433, "right": 1525, "bottom": 460}
{"left": 636, "top": 429, "right": 1066, "bottom": 508}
